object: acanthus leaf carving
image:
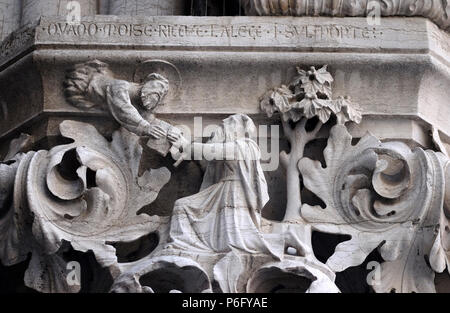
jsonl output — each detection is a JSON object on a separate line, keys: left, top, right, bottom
{"left": 0, "top": 121, "right": 171, "bottom": 292}
{"left": 298, "top": 123, "right": 448, "bottom": 292}
{"left": 111, "top": 256, "right": 212, "bottom": 293}
{"left": 24, "top": 246, "right": 80, "bottom": 293}
{"left": 0, "top": 151, "right": 35, "bottom": 267}
{"left": 28, "top": 120, "right": 171, "bottom": 267}
{"left": 110, "top": 113, "right": 340, "bottom": 294}
{"left": 257, "top": 63, "right": 450, "bottom": 293}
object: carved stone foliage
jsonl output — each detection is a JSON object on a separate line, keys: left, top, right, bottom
{"left": 299, "top": 124, "right": 450, "bottom": 292}
{"left": 110, "top": 256, "right": 212, "bottom": 293}
{"left": 260, "top": 65, "right": 362, "bottom": 222}
{"left": 0, "top": 121, "right": 170, "bottom": 292}
{"left": 2, "top": 61, "right": 450, "bottom": 293}
{"left": 257, "top": 64, "right": 450, "bottom": 293}
{"left": 242, "top": 0, "right": 450, "bottom": 32}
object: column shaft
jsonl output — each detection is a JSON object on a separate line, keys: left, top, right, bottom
{"left": 107, "top": 0, "right": 187, "bottom": 16}
{"left": 0, "top": 0, "right": 21, "bottom": 41}
{"left": 21, "top": 0, "right": 98, "bottom": 26}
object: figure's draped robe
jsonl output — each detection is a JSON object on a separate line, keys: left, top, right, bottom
{"left": 168, "top": 139, "right": 283, "bottom": 258}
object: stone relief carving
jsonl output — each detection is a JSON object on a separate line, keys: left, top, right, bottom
{"left": 242, "top": 0, "right": 450, "bottom": 32}
{"left": 299, "top": 124, "right": 450, "bottom": 292}
{"left": 64, "top": 59, "right": 183, "bottom": 156}
{"left": 258, "top": 65, "right": 450, "bottom": 293}
{"left": 111, "top": 113, "right": 339, "bottom": 293}
{"left": 1, "top": 60, "right": 450, "bottom": 293}
{"left": 0, "top": 121, "right": 171, "bottom": 292}
{"left": 167, "top": 114, "right": 281, "bottom": 257}
{"left": 260, "top": 65, "right": 362, "bottom": 222}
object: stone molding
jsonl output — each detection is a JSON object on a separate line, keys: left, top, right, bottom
{"left": 243, "top": 0, "right": 450, "bottom": 32}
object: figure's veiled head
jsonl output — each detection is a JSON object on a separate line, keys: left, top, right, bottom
{"left": 209, "top": 114, "right": 257, "bottom": 143}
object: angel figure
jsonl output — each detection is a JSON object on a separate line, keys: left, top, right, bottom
{"left": 63, "top": 59, "right": 181, "bottom": 150}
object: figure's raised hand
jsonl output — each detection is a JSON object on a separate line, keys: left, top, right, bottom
{"left": 170, "top": 135, "right": 191, "bottom": 167}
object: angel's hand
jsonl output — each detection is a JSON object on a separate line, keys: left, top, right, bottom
{"left": 167, "top": 127, "right": 182, "bottom": 144}
{"left": 148, "top": 125, "right": 166, "bottom": 139}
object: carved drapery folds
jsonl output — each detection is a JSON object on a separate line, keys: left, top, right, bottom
{"left": 242, "top": 0, "right": 450, "bottom": 32}
{"left": 110, "top": 112, "right": 340, "bottom": 293}
{"left": 1, "top": 60, "right": 450, "bottom": 293}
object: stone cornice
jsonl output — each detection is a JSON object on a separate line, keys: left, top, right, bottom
{"left": 0, "top": 16, "right": 449, "bottom": 152}
{"left": 243, "top": 0, "right": 450, "bottom": 32}
{"left": 1, "top": 15, "right": 449, "bottom": 71}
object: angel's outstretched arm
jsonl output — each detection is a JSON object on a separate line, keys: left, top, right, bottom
{"left": 106, "top": 80, "right": 164, "bottom": 138}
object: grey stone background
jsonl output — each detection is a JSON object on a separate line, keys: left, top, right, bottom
{"left": 0, "top": 0, "right": 242, "bottom": 41}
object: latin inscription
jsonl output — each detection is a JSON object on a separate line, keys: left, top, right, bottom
{"left": 42, "top": 21, "right": 381, "bottom": 41}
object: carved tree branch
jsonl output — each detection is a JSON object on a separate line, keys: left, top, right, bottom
{"left": 282, "top": 118, "right": 323, "bottom": 222}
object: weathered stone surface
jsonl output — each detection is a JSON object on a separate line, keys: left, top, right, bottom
{"left": 0, "top": 3, "right": 450, "bottom": 294}
{"left": 63, "top": 59, "right": 179, "bottom": 149}
{"left": 21, "top": 0, "right": 97, "bottom": 26}
{"left": 299, "top": 124, "right": 449, "bottom": 292}
{"left": 242, "top": 0, "right": 450, "bottom": 32}
{"left": 107, "top": 0, "right": 187, "bottom": 16}
{"left": 0, "top": 0, "right": 21, "bottom": 41}
{"left": 30, "top": 15, "right": 444, "bottom": 53}
{"left": 2, "top": 59, "right": 449, "bottom": 293}
{"left": 0, "top": 120, "right": 171, "bottom": 292}
{"left": 0, "top": 16, "right": 448, "bottom": 151}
